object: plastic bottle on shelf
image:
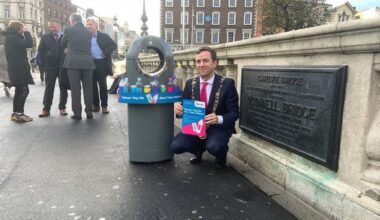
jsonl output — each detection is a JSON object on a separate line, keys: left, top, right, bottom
{"left": 172, "top": 78, "right": 179, "bottom": 93}
{"left": 118, "top": 77, "right": 126, "bottom": 94}
{"left": 151, "top": 77, "right": 160, "bottom": 94}
{"left": 123, "top": 77, "right": 130, "bottom": 93}
{"left": 135, "top": 77, "right": 143, "bottom": 93}
{"left": 167, "top": 77, "right": 174, "bottom": 93}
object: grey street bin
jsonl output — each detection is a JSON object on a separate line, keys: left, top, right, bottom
{"left": 119, "top": 36, "right": 181, "bottom": 162}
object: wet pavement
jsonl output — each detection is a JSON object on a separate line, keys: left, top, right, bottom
{"left": 0, "top": 78, "right": 297, "bottom": 220}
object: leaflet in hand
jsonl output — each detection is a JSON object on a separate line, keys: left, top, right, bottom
{"left": 182, "top": 99, "right": 206, "bottom": 137}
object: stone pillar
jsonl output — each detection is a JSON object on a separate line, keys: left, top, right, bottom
{"left": 224, "top": 65, "right": 238, "bottom": 82}
{"left": 186, "top": 66, "right": 194, "bottom": 80}
{"left": 362, "top": 63, "right": 380, "bottom": 201}
{"left": 174, "top": 64, "right": 186, "bottom": 90}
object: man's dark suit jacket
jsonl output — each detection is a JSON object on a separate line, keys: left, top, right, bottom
{"left": 61, "top": 22, "right": 94, "bottom": 70}
{"left": 182, "top": 73, "right": 240, "bottom": 135}
{"left": 38, "top": 32, "right": 63, "bottom": 70}
{"left": 96, "top": 32, "right": 116, "bottom": 76}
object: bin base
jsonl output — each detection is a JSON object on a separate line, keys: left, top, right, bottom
{"left": 127, "top": 104, "right": 174, "bottom": 162}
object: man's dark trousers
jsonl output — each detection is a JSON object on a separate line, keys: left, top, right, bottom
{"left": 92, "top": 59, "right": 108, "bottom": 108}
{"left": 67, "top": 69, "right": 93, "bottom": 116}
{"left": 42, "top": 67, "right": 68, "bottom": 111}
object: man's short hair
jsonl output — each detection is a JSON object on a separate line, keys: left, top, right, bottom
{"left": 69, "top": 13, "right": 82, "bottom": 24}
{"left": 48, "top": 19, "right": 60, "bottom": 25}
{"left": 196, "top": 46, "right": 217, "bottom": 61}
{"left": 8, "top": 21, "right": 24, "bottom": 31}
{"left": 86, "top": 16, "right": 99, "bottom": 26}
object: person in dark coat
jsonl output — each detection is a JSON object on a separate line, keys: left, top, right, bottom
{"left": 170, "top": 46, "right": 240, "bottom": 169}
{"left": 37, "top": 19, "right": 69, "bottom": 117}
{"left": 4, "top": 21, "right": 34, "bottom": 123}
{"left": 61, "top": 13, "right": 95, "bottom": 120}
{"left": 86, "top": 16, "right": 116, "bottom": 114}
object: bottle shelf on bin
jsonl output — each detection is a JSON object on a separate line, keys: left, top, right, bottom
{"left": 118, "top": 91, "right": 181, "bottom": 104}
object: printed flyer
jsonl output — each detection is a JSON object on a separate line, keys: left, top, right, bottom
{"left": 182, "top": 99, "right": 206, "bottom": 137}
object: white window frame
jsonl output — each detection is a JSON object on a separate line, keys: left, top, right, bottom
{"left": 228, "top": 12, "right": 236, "bottom": 25}
{"left": 245, "top": 0, "right": 253, "bottom": 7}
{"left": 244, "top": 12, "right": 252, "bottom": 25}
{"left": 196, "top": 11, "right": 204, "bottom": 25}
{"left": 229, "top": 0, "right": 237, "bottom": 7}
{"left": 4, "top": 5, "right": 10, "bottom": 19}
{"left": 212, "top": 12, "right": 220, "bottom": 25}
{"left": 242, "top": 29, "right": 252, "bottom": 40}
{"left": 180, "top": 29, "right": 189, "bottom": 43}
{"left": 165, "top": 11, "right": 173, "bottom": 24}
{"left": 197, "top": 0, "right": 205, "bottom": 7}
{"left": 19, "top": 6, "right": 25, "bottom": 19}
{"left": 195, "top": 29, "right": 204, "bottom": 44}
{"left": 226, "top": 29, "right": 236, "bottom": 42}
{"left": 165, "top": 29, "right": 174, "bottom": 43}
{"left": 165, "top": 0, "right": 173, "bottom": 7}
{"left": 213, "top": 0, "right": 221, "bottom": 7}
{"left": 181, "top": 0, "right": 189, "bottom": 7}
{"left": 211, "top": 29, "right": 220, "bottom": 44}
{"left": 181, "top": 11, "right": 189, "bottom": 25}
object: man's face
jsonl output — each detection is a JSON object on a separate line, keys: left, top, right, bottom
{"left": 195, "top": 51, "right": 217, "bottom": 79}
{"left": 86, "top": 20, "right": 97, "bottom": 34}
{"left": 49, "top": 22, "right": 60, "bottom": 34}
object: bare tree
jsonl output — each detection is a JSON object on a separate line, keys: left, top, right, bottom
{"left": 262, "top": 0, "right": 330, "bottom": 34}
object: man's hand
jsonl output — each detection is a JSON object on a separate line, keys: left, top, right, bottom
{"left": 205, "top": 113, "right": 218, "bottom": 125}
{"left": 174, "top": 102, "right": 183, "bottom": 117}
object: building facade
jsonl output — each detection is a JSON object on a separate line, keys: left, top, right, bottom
{"left": 0, "top": 0, "right": 44, "bottom": 46}
{"left": 43, "top": 0, "right": 76, "bottom": 33}
{"left": 160, "top": 0, "right": 257, "bottom": 51}
{"left": 327, "top": 2, "right": 357, "bottom": 23}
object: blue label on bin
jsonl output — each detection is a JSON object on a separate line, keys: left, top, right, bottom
{"left": 118, "top": 91, "right": 182, "bottom": 104}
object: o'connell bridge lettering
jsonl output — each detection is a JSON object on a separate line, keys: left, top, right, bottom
{"left": 240, "top": 66, "right": 347, "bottom": 171}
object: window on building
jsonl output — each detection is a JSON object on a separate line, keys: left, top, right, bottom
{"left": 181, "top": 11, "right": 189, "bottom": 25}
{"left": 19, "top": 6, "right": 25, "bottom": 19}
{"left": 212, "top": 12, "right": 220, "bottom": 25}
{"left": 244, "top": 12, "right": 252, "bottom": 25}
{"left": 245, "top": 0, "right": 253, "bottom": 7}
{"left": 4, "top": 5, "right": 10, "bottom": 18}
{"left": 196, "top": 12, "right": 204, "bottom": 25}
{"left": 229, "top": 0, "right": 237, "bottom": 7}
{"left": 227, "top": 30, "right": 235, "bottom": 42}
{"left": 242, "top": 30, "right": 252, "bottom": 40}
{"left": 196, "top": 30, "right": 204, "bottom": 43}
{"left": 166, "top": 0, "right": 173, "bottom": 7}
{"left": 180, "top": 29, "right": 189, "bottom": 43}
{"left": 35, "top": 9, "right": 38, "bottom": 20}
{"left": 197, "top": 0, "right": 205, "bottom": 7}
{"left": 213, "top": 0, "right": 221, "bottom": 7}
{"left": 165, "top": 29, "right": 174, "bottom": 43}
{"left": 165, "top": 11, "right": 173, "bottom": 24}
{"left": 53, "top": 10, "right": 57, "bottom": 18}
{"left": 211, "top": 30, "right": 220, "bottom": 44}
{"left": 181, "top": 0, "right": 189, "bottom": 7}
{"left": 48, "top": 8, "right": 51, "bottom": 16}
{"left": 228, "top": 12, "right": 236, "bottom": 25}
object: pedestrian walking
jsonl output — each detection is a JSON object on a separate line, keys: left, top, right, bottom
{"left": 61, "top": 13, "right": 95, "bottom": 120}
{"left": 0, "top": 44, "right": 12, "bottom": 97}
{"left": 171, "top": 46, "right": 240, "bottom": 169}
{"left": 86, "top": 17, "right": 116, "bottom": 114}
{"left": 4, "top": 21, "right": 34, "bottom": 122}
{"left": 38, "top": 19, "right": 69, "bottom": 118}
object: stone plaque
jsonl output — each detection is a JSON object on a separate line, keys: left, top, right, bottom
{"left": 240, "top": 66, "right": 347, "bottom": 171}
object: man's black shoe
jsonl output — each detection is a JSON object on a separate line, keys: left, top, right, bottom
{"left": 71, "top": 115, "right": 82, "bottom": 120}
{"left": 86, "top": 113, "right": 93, "bottom": 119}
{"left": 190, "top": 151, "right": 204, "bottom": 164}
{"left": 215, "top": 156, "right": 227, "bottom": 169}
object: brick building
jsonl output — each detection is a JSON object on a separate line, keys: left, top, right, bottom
{"left": 160, "top": 0, "right": 257, "bottom": 51}
{"left": 43, "top": 0, "right": 76, "bottom": 33}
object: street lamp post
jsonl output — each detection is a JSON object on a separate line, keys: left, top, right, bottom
{"left": 113, "top": 15, "right": 119, "bottom": 60}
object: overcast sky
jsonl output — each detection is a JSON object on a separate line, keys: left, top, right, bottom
{"left": 72, "top": 0, "right": 379, "bottom": 37}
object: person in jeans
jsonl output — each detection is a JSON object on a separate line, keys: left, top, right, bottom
{"left": 38, "top": 19, "right": 68, "bottom": 117}
{"left": 86, "top": 17, "right": 116, "bottom": 114}
{"left": 4, "top": 21, "right": 34, "bottom": 123}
